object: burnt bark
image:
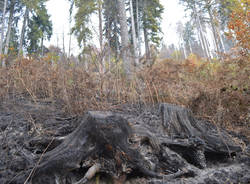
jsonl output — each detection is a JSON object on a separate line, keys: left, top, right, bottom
{"left": 160, "top": 103, "right": 241, "bottom": 155}
{"left": 4, "top": 103, "right": 246, "bottom": 184}
{"left": 29, "top": 111, "right": 164, "bottom": 184}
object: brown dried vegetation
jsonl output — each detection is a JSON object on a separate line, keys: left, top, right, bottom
{"left": 0, "top": 55, "right": 249, "bottom": 138}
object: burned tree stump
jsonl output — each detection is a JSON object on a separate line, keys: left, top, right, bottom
{"left": 160, "top": 103, "right": 241, "bottom": 152}
{"left": 159, "top": 103, "right": 241, "bottom": 168}
{"left": 29, "top": 111, "right": 164, "bottom": 184}
{"left": 13, "top": 104, "right": 243, "bottom": 184}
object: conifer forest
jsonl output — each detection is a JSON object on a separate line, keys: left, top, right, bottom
{"left": 0, "top": 0, "right": 249, "bottom": 184}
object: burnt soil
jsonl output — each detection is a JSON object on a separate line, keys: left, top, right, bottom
{"left": 0, "top": 96, "right": 249, "bottom": 184}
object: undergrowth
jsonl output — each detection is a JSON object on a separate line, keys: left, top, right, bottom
{"left": 0, "top": 55, "right": 249, "bottom": 137}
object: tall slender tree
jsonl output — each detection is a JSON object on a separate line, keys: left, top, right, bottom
{"left": 26, "top": 2, "right": 52, "bottom": 54}
{"left": 68, "top": 0, "right": 74, "bottom": 57}
{"left": 135, "top": 0, "right": 141, "bottom": 56}
{"left": 183, "top": 21, "right": 197, "bottom": 54}
{"left": 103, "top": 0, "right": 120, "bottom": 59}
{"left": 176, "top": 21, "right": 187, "bottom": 58}
{"left": 117, "top": 0, "right": 132, "bottom": 76}
{"left": 4, "top": 0, "right": 16, "bottom": 56}
{"left": 71, "top": 0, "right": 107, "bottom": 72}
{"left": 18, "top": 5, "right": 28, "bottom": 56}
{"left": 18, "top": 0, "right": 52, "bottom": 56}
{"left": 129, "top": 0, "right": 139, "bottom": 66}
{"left": 0, "top": 0, "right": 7, "bottom": 65}
{"left": 98, "top": 0, "right": 105, "bottom": 73}
{"left": 141, "top": 0, "right": 164, "bottom": 58}
{"left": 179, "top": 0, "right": 211, "bottom": 58}
{"left": 71, "top": 0, "right": 97, "bottom": 48}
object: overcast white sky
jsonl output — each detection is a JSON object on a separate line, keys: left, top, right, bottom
{"left": 45, "top": 0, "right": 187, "bottom": 55}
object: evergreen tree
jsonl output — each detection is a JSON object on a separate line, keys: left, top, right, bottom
{"left": 141, "top": 0, "right": 164, "bottom": 46}
{"left": 179, "top": 0, "right": 236, "bottom": 55}
{"left": 71, "top": 0, "right": 98, "bottom": 48}
{"left": 179, "top": 0, "right": 211, "bottom": 58}
{"left": 103, "top": 0, "right": 120, "bottom": 58}
{"left": 18, "top": 0, "right": 52, "bottom": 55}
{"left": 183, "top": 21, "right": 196, "bottom": 54}
{"left": 26, "top": 2, "right": 52, "bottom": 54}
{"left": 102, "top": 0, "right": 164, "bottom": 61}
{"left": 71, "top": 0, "right": 106, "bottom": 73}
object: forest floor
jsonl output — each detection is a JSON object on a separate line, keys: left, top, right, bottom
{"left": 0, "top": 95, "right": 249, "bottom": 184}
{"left": 0, "top": 57, "right": 249, "bottom": 183}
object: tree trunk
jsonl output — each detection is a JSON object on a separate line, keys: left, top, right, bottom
{"left": 117, "top": 0, "right": 132, "bottom": 77}
{"left": 68, "top": 33, "right": 72, "bottom": 57}
{"left": 0, "top": 0, "right": 7, "bottom": 66}
{"left": 68, "top": 6, "right": 72, "bottom": 58}
{"left": 217, "top": 25, "right": 225, "bottom": 53}
{"left": 188, "top": 40, "right": 193, "bottom": 54}
{"left": 143, "top": 26, "right": 150, "bottom": 59}
{"left": 41, "top": 37, "right": 44, "bottom": 56}
{"left": 192, "top": 3, "right": 209, "bottom": 59}
{"left": 196, "top": 13, "right": 210, "bottom": 59}
{"left": 136, "top": 0, "right": 141, "bottom": 57}
{"left": 204, "top": 33, "right": 211, "bottom": 58}
{"left": 4, "top": 0, "right": 15, "bottom": 57}
{"left": 181, "top": 36, "right": 187, "bottom": 59}
{"left": 98, "top": 0, "right": 105, "bottom": 74}
{"left": 207, "top": 6, "right": 220, "bottom": 56}
{"left": 129, "top": 0, "right": 139, "bottom": 67}
{"left": 197, "top": 29, "right": 205, "bottom": 57}
{"left": 62, "top": 31, "right": 65, "bottom": 55}
{"left": 114, "top": 15, "right": 119, "bottom": 60}
{"left": 106, "top": 14, "right": 111, "bottom": 71}
{"left": 18, "top": 7, "right": 29, "bottom": 56}
{"left": 142, "top": 0, "right": 150, "bottom": 60}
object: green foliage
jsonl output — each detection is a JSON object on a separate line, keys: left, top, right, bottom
{"left": 44, "top": 52, "right": 60, "bottom": 64}
{"left": 103, "top": 0, "right": 120, "bottom": 55}
{"left": 71, "top": 0, "right": 164, "bottom": 58}
{"left": 8, "top": 27, "right": 19, "bottom": 54}
{"left": 26, "top": 2, "right": 52, "bottom": 54}
{"left": 142, "top": 0, "right": 164, "bottom": 46}
{"left": 71, "top": 0, "right": 98, "bottom": 48}
{"left": 183, "top": 21, "right": 196, "bottom": 46}
{"left": 0, "top": 0, "right": 52, "bottom": 55}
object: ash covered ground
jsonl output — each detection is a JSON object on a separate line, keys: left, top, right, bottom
{"left": 0, "top": 96, "right": 249, "bottom": 184}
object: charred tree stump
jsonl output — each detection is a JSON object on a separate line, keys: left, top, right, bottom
{"left": 29, "top": 111, "right": 165, "bottom": 184}
{"left": 14, "top": 104, "right": 242, "bottom": 184}
{"left": 159, "top": 103, "right": 241, "bottom": 168}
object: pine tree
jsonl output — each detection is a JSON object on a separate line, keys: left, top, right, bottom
{"left": 71, "top": 0, "right": 106, "bottom": 72}
{"left": 141, "top": 0, "right": 164, "bottom": 58}
{"left": 183, "top": 21, "right": 197, "bottom": 54}
{"left": 103, "top": 0, "right": 120, "bottom": 59}
{"left": 18, "top": 0, "right": 52, "bottom": 56}
{"left": 179, "top": 0, "right": 211, "bottom": 58}
{"left": 71, "top": 0, "right": 98, "bottom": 48}
{"left": 26, "top": 2, "right": 52, "bottom": 54}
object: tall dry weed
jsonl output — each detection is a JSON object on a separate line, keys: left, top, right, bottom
{"left": 0, "top": 56, "right": 249, "bottom": 136}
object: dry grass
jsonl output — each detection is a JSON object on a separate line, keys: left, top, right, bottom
{"left": 0, "top": 55, "right": 249, "bottom": 137}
